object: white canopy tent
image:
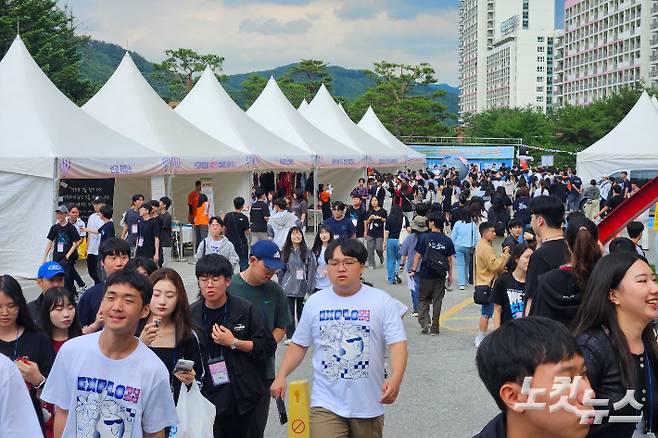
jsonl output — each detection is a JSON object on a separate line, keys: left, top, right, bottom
{"left": 577, "top": 92, "right": 658, "bottom": 183}
{"left": 83, "top": 53, "right": 252, "bottom": 216}
{"left": 0, "top": 37, "right": 166, "bottom": 277}
{"left": 303, "top": 84, "right": 406, "bottom": 169}
{"left": 176, "top": 67, "right": 314, "bottom": 170}
{"left": 652, "top": 95, "right": 658, "bottom": 110}
{"left": 298, "top": 99, "right": 309, "bottom": 113}
{"left": 357, "top": 106, "right": 426, "bottom": 169}
{"left": 247, "top": 78, "right": 366, "bottom": 205}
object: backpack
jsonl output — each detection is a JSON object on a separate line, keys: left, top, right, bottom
{"left": 421, "top": 243, "right": 450, "bottom": 278}
{"left": 488, "top": 208, "right": 509, "bottom": 237}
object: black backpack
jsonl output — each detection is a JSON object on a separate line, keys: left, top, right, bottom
{"left": 421, "top": 244, "right": 450, "bottom": 278}
{"left": 488, "top": 208, "right": 509, "bottom": 237}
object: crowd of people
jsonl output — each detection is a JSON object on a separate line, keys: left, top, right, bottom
{"left": 1, "top": 161, "right": 656, "bottom": 438}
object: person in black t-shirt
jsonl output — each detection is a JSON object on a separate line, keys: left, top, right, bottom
{"left": 525, "top": 195, "right": 568, "bottom": 313}
{"left": 223, "top": 197, "right": 251, "bottom": 272}
{"left": 364, "top": 197, "right": 387, "bottom": 269}
{"left": 135, "top": 202, "right": 161, "bottom": 264}
{"left": 158, "top": 197, "right": 173, "bottom": 267}
{"left": 346, "top": 195, "right": 366, "bottom": 241}
{"left": 492, "top": 243, "right": 532, "bottom": 328}
{"left": 43, "top": 204, "right": 81, "bottom": 295}
{"left": 410, "top": 213, "right": 456, "bottom": 335}
{"left": 595, "top": 183, "right": 624, "bottom": 219}
{"left": 250, "top": 188, "right": 271, "bottom": 243}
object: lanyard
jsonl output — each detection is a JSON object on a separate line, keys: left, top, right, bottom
{"left": 202, "top": 299, "right": 229, "bottom": 358}
{"left": 13, "top": 327, "right": 19, "bottom": 360}
{"left": 645, "top": 348, "right": 654, "bottom": 433}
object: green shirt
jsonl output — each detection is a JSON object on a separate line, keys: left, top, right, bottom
{"left": 228, "top": 273, "right": 292, "bottom": 379}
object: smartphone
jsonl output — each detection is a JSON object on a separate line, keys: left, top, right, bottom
{"left": 275, "top": 397, "right": 288, "bottom": 425}
{"left": 153, "top": 319, "right": 161, "bottom": 328}
{"left": 174, "top": 359, "right": 194, "bottom": 373}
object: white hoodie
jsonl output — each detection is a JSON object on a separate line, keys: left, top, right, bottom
{"left": 269, "top": 210, "right": 299, "bottom": 249}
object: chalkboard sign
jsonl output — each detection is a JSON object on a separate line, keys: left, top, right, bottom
{"left": 58, "top": 179, "right": 115, "bottom": 224}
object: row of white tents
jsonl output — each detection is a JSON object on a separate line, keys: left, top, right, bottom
{"left": 0, "top": 36, "right": 424, "bottom": 277}
{"left": 576, "top": 91, "right": 658, "bottom": 183}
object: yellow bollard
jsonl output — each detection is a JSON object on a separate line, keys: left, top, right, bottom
{"left": 287, "top": 379, "right": 311, "bottom": 438}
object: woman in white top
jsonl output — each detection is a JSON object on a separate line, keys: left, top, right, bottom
{"left": 533, "top": 178, "right": 551, "bottom": 197}
{"left": 310, "top": 225, "right": 334, "bottom": 293}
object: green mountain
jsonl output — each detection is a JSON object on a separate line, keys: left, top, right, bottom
{"left": 78, "top": 38, "right": 459, "bottom": 115}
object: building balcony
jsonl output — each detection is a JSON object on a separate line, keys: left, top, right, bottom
{"left": 652, "top": 21, "right": 658, "bottom": 31}
{"left": 652, "top": 36, "right": 658, "bottom": 47}
{"left": 651, "top": 54, "right": 658, "bottom": 62}
{"left": 653, "top": 3, "right": 658, "bottom": 15}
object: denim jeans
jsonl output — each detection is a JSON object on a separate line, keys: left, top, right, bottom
{"left": 455, "top": 245, "right": 473, "bottom": 287}
{"left": 386, "top": 238, "right": 400, "bottom": 283}
{"left": 407, "top": 273, "right": 419, "bottom": 312}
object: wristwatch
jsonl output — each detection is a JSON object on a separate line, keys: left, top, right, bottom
{"left": 230, "top": 339, "right": 239, "bottom": 350}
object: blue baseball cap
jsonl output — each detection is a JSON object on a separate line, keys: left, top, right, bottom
{"left": 37, "top": 261, "right": 65, "bottom": 279}
{"left": 250, "top": 240, "right": 283, "bottom": 270}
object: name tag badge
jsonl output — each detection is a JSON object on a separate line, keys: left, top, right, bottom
{"left": 334, "top": 234, "right": 340, "bottom": 239}
{"left": 296, "top": 269, "right": 304, "bottom": 280}
{"left": 131, "top": 224, "right": 138, "bottom": 234}
{"left": 208, "top": 357, "right": 230, "bottom": 387}
{"left": 137, "top": 237, "right": 144, "bottom": 247}
{"left": 57, "top": 242, "right": 64, "bottom": 252}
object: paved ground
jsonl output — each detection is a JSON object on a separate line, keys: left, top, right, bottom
{"left": 19, "top": 230, "right": 657, "bottom": 438}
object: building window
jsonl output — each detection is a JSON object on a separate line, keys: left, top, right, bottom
{"left": 537, "top": 56, "right": 545, "bottom": 62}
{"left": 537, "top": 76, "right": 544, "bottom": 82}
{"left": 538, "top": 46, "right": 545, "bottom": 52}
{"left": 537, "top": 66, "right": 545, "bottom": 72}
{"left": 537, "top": 36, "right": 545, "bottom": 42}
{"left": 537, "top": 96, "right": 544, "bottom": 102}
{"left": 537, "top": 86, "right": 544, "bottom": 92}
{"left": 523, "top": 0, "right": 529, "bottom": 29}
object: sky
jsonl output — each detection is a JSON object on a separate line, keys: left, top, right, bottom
{"left": 61, "top": 0, "right": 565, "bottom": 87}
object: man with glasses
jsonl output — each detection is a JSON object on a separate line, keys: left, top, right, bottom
{"left": 228, "top": 239, "right": 292, "bottom": 437}
{"left": 271, "top": 238, "right": 408, "bottom": 438}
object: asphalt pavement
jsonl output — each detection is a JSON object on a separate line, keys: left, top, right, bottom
{"left": 19, "top": 229, "right": 656, "bottom": 438}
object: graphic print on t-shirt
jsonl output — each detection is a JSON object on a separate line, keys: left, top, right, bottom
{"left": 319, "top": 309, "right": 370, "bottom": 381}
{"left": 506, "top": 288, "right": 525, "bottom": 319}
{"left": 74, "top": 376, "right": 139, "bottom": 437}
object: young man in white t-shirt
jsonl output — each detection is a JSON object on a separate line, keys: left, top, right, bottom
{"left": 271, "top": 238, "right": 408, "bottom": 437}
{"left": 0, "top": 353, "right": 43, "bottom": 437}
{"left": 41, "top": 269, "right": 178, "bottom": 438}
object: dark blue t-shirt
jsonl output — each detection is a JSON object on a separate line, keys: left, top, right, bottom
{"left": 512, "top": 196, "right": 531, "bottom": 225}
{"left": 77, "top": 282, "right": 104, "bottom": 327}
{"left": 323, "top": 216, "right": 356, "bottom": 239}
{"left": 414, "top": 231, "right": 455, "bottom": 279}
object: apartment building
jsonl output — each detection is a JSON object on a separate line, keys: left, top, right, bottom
{"left": 458, "top": 0, "right": 557, "bottom": 117}
{"left": 554, "top": 0, "right": 658, "bottom": 107}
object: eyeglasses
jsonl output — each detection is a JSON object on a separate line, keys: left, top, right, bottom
{"left": 198, "top": 276, "right": 222, "bottom": 285}
{"left": 327, "top": 258, "right": 360, "bottom": 268}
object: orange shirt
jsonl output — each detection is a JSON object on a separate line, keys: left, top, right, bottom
{"left": 194, "top": 201, "right": 209, "bottom": 225}
{"left": 188, "top": 191, "right": 199, "bottom": 222}
{"left": 319, "top": 191, "right": 331, "bottom": 203}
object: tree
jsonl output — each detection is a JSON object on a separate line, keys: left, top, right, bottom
{"left": 239, "top": 74, "right": 267, "bottom": 109}
{"left": 0, "top": 0, "right": 93, "bottom": 103}
{"left": 151, "top": 48, "right": 225, "bottom": 100}
{"left": 347, "top": 61, "right": 452, "bottom": 139}
{"left": 285, "top": 59, "right": 332, "bottom": 100}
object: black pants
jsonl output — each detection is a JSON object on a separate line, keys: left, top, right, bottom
{"left": 86, "top": 254, "right": 101, "bottom": 284}
{"left": 213, "top": 391, "right": 271, "bottom": 438}
{"left": 286, "top": 297, "right": 305, "bottom": 339}
{"left": 70, "top": 262, "right": 85, "bottom": 288}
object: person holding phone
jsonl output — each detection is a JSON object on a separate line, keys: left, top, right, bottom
{"left": 0, "top": 275, "right": 55, "bottom": 433}
{"left": 139, "top": 268, "right": 204, "bottom": 403}
{"left": 190, "top": 254, "right": 277, "bottom": 438}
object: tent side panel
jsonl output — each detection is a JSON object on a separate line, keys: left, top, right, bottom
{"left": 0, "top": 172, "right": 54, "bottom": 278}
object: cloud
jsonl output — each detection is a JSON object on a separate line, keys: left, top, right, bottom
{"left": 58, "top": 0, "right": 461, "bottom": 85}
{"left": 239, "top": 17, "right": 312, "bottom": 35}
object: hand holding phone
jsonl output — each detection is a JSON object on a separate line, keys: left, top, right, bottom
{"left": 174, "top": 359, "right": 194, "bottom": 373}
{"left": 276, "top": 397, "right": 288, "bottom": 425}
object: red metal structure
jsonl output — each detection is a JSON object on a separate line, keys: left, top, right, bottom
{"left": 597, "top": 176, "right": 658, "bottom": 245}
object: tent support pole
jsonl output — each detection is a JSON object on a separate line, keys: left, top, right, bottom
{"left": 313, "top": 160, "right": 318, "bottom": 233}
{"left": 52, "top": 158, "right": 59, "bottom": 222}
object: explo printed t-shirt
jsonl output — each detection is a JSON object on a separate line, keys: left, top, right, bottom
{"left": 292, "top": 285, "right": 407, "bottom": 418}
{"left": 41, "top": 331, "right": 177, "bottom": 438}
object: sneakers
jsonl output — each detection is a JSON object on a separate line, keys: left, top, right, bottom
{"left": 459, "top": 285, "right": 465, "bottom": 290}
{"left": 474, "top": 333, "right": 486, "bottom": 347}
{"left": 411, "top": 311, "right": 418, "bottom": 317}
{"left": 446, "top": 285, "right": 453, "bottom": 292}
{"left": 421, "top": 326, "right": 429, "bottom": 335}
{"left": 429, "top": 331, "right": 439, "bottom": 336}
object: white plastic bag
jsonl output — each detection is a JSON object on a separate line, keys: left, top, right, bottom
{"left": 169, "top": 383, "right": 215, "bottom": 438}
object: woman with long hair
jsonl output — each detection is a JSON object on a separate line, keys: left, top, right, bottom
{"left": 311, "top": 225, "right": 334, "bottom": 293}
{"left": 279, "top": 226, "right": 317, "bottom": 342}
{"left": 492, "top": 243, "right": 533, "bottom": 328}
{"left": 442, "top": 179, "right": 454, "bottom": 225}
{"left": 384, "top": 205, "right": 408, "bottom": 285}
{"left": 424, "top": 181, "right": 438, "bottom": 205}
{"left": 139, "top": 268, "right": 204, "bottom": 403}
{"left": 39, "top": 287, "right": 81, "bottom": 438}
{"left": 364, "top": 196, "right": 388, "bottom": 269}
{"left": 451, "top": 206, "right": 480, "bottom": 290}
{"left": 291, "top": 188, "right": 308, "bottom": 231}
{"left": 528, "top": 217, "right": 602, "bottom": 327}
{"left": 573, "top": 253, "right": 658, "bottom": 438}
{"left": 0, "top": 275, "right": 55, "bottom": 431}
